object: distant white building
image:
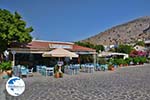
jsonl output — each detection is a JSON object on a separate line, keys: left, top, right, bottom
{"left": 145, "top": 40, "right": 150, "bottom": 50}
{"left": 98, "top": 51, "right": 129, "bottom": 59}
{"left": 145, "top": 40, "right": 150, "bottom": 57}
{"left": 134, "top": 45, "right": 146, "bottom": 51}
{"left": 104, "top": 45, "right": 116, "bottom": 51}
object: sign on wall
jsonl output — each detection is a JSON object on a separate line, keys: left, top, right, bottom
{"left": 49, "top": 44, "right": 72, "bottom": 49}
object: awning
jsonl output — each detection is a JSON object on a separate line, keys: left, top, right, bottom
{"left": 42, "top": 48, "right": 79, "bottom": 58}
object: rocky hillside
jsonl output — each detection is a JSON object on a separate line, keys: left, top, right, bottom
{"left": 82, "top": 16, "right": 150, "bottom": 45}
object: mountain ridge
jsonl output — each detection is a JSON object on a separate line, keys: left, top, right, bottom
{"left": 81, "top": 16, "right": 150, "bottom": 45}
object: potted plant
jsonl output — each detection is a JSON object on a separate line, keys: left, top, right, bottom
{"left": 54, "top": 65, "right": 63, "bottom": 78}
{"left": 118, "top": 59, "right": 124, "bottom": 67}
{"left": 54, "top": 71, "right": 60, "bottom": 78}
{"left": 133, "top": 57, "right": 140, "bottom": 65}
{"left": 125, "top": 57, "right": 132, "bottom": 65}
{"left": 108, "top": 64, "right": 114, "bottom": 71}
{"left": 59, "top": 72, "right": 63, "bottom": 78}
{"left": 54, "top": 65, "right": 59, "bottom": 78}
{"left": 0, "top": 61, "right": 12, "bottom": 77}
{"left": 139, "top": 57, "right": 146, "bottom": 64}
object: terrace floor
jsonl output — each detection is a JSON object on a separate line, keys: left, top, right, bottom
{"left": 1, "top": 64, "right": 150, "bottom": 100}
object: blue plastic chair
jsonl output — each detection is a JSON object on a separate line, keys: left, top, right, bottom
{"left": 46, "top": 67, "right": 54, "bottom": 76}
{"left": 20, "top": 66, "right": 28, "bottom": 77}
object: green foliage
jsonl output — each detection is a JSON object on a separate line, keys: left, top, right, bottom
{"left": 109, "top": 48, "right": 116, "bottom": 52}
{"left": 98, "top": 57, "right": 107, "bottom": 64}
{"left": 108, "top": 64, "right": 114, "bottom": 70}
{"left": 0, "top": 61, "right": 12, "bottom": 71}
{"left": 0, "top": 9, "right": 33, "bottom": 53}
{"left": 75, "top": 41, "right": 104, "bottom": 52}
{"left": 116, "top": 44, "right": 134, "bottom": 54}
{"left": 59, "top": 72, "right": 63, "bottom": 78}
{"left": 109, "top": 58, "right": 130, "bottom": 65}
{"left": 135, "top": 41, "right": 145, "bottom": 46}
{"left": 102, "top": 57, "right": 147, "bottom": 66}
{"left": 112, "top": 58, "right": 126, "bottom": 65}
{"left": 109, "top": 58, "right": 120, "bottom": 65}
{"left": 74, "top": 42, "right": 93, "bottom": 48}
{"left": 111, "top": 59, "right": 117, "bottom": 65}
{"left": 118, "top": 59, "right": 125, "bottom": 65}
{"left": 94, "top": 45, "right": 105, "bottom": 53}
{"left": 125, "top": 57, "right": 133, "bottom": 64}
{"left": 133, "top": 57, "right": 140, "bottom": 64}
{"left": 54, "top": 65, "right": 59, "bottom": 73}
{"left": 134, "top": 57, "right": 147, "bottom": 64}
{"left": 80, "top": 55, "right": 93, "bottom": 64}
{"left": 54, "top": 65, "right": 64, "bottom": 73}
{"left": 139, "top": 57, "right": 146, "bottom": 63}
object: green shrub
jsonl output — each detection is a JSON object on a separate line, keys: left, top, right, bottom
{"left": 108, "top": 64, "right": 114, "bottom": 70}
{"left": 54, "top": 65, "right": 59, "bottom": 73}
{"left": 110, "top": 58, "right": 118, "bottom": 65}
{"left": 125, "top": 57, "right": 132, "bottom": 64}
{"left": 139, "top": 57, "right": 146, "bottom": 64}
{"left": 117, "top": 59, "right": 125, "bottom": 65}
{"left": 98, "top": 58, "right": 107, "bottom": 64}
{"left": 0, "top": 61, "right": 12, "bottom": 71}
{"left": 133, "top": 57, "right": 140, "bottom": 64}
{"left": 54, "top": 65, "right": 65, "bottom": 73}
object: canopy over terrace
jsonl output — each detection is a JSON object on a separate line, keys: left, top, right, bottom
{"left": 98, "top": 51, "right": 129, "bottom": 59}
{"left": 8, "top": 40, "right": 96, "bottom": 66}
{"left": 42, "top": 48, "right": 79, "bottom": 58}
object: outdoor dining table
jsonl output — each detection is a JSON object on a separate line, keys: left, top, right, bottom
{"left": 65, "top": 64, "right": 80, "bottom": 75}
{"left": 81, "top": 64, "right": 95, "bottom": 73}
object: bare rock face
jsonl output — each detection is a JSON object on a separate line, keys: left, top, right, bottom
{"left": 82, "top": 16, "right": 150, "bottom": 45}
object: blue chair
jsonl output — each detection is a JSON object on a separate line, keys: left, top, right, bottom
{"left": 41, "top": 66, "right": 46, "bottom": 76}
{"left": 86, "top": 64, "right": 94, "bottom": 73}
{"left": 20, "top": 66, "right": 28, "bottom": 77}
{"left": 46, "top": 67, "right": 54, "bottom": 76}
{"left": 68, "top": 65, "right": 74, "bottom": 75}
{"left": 28, "top": 68, "right": 33, "bottom": 76}
{"left": 36, "top": 65, "right": 42, "bottom": 73}
{"left": 101, "top": 64, "right": 108, "bottom": 71}
{"left": 113, "top": 64, "right": 118, "bottom": 68}
{"left": 74, "top": 64, "right": 80, "bottom": 74}
{"left": 96, "top": 64, "right": 101, "bottom": 71}
{"left": 104, "top": 64, "right": 108, "bottom": 70}
{"left": 81, "top": 64, "right": 86, "bottom": 72}
{"left": 65, "top": 65, "right": 74, "bottom": 75}
{"left": 12, "top": 66, "right": 18, "bottom": 76}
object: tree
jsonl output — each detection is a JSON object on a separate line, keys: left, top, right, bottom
{"left": 116, "top": 44, "right": 134, "bottom": 54}
{"left": 74, "top": 41, "right": 104, "bottom": 52}
{"left": 135, "top": 41, "right": 145, "bottom": 46}
{"left": 94, "top": 45, "right": 104, "bottom": 53}
{"left": 0, "top": 9, "right": 33, "bottom": 60}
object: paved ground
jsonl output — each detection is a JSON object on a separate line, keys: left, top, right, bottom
{"left": 1, "top": 64, "right": 150, "bottom": 100}
{"left": 0, "top": 72, "right": 6, "bottom": 100}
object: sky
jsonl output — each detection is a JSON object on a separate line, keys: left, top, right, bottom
{"left": 0, "top": 0, "right": 150, "bottom": 42}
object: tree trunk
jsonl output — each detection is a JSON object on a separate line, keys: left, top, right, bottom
{"left": 0, "top": 53, "right": 4, "bottom": 63}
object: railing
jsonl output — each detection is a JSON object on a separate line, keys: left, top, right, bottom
{"left": 36, "top": 65, "right": 54, "bottom": 76}
{"left": 64, "top": 64, "right": 80, "bottom": 75}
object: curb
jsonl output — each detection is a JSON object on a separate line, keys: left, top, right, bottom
{"left": 0, "top": 79, "right": 6, "bottom": 100}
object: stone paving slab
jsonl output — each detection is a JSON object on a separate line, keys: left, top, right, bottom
{"left": 0, "top": 72, "right": 7, "bottom": 100}
{"left": 1, "top": 64, "right": 150, "bottom": 100}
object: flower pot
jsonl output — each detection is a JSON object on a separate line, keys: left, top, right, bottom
{"left": 6, "top": 70, "right": 12, "bottom": 77}
{"left": 125, "top": 64, "right": 128, "bottom": 66}
{"left": 54, "top": 72, "right": 60, "bottom": 78}
{"left": 59, "top": 72, "right": 63, "bottom": 78}
{"left": 119, "top": 64, "right": 123, "bottom": 67}
{"left": 108, "top": 65, "right": 114, "bottom": 71}
{"left": 111, "top": 67, "right": 114, "bottom": 71}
